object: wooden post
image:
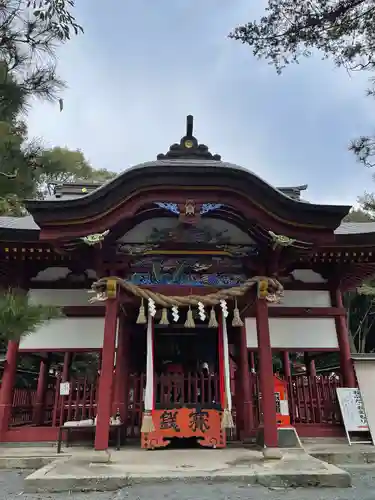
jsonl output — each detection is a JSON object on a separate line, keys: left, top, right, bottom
{"left": 95, "top": 297, "right": 118, "bottom": 450}
{"left": 59, "top": 352, "right": 72, "bottom": 426}
{"left": 283, "top": 351, "right": 291, "bottom": 379}
{"left": 304, "top": 353, "right": 317, "bottom": 377}
{"left": 33, "top": 358, "right": 49, "bottom": 425}
{"left": 332, "top": 289, "right": 356, "bottom": 387}
{"left": 255, "top": 298, "right": 278, "bottom": 448}
{"left": 112, "top": 317, "right": 129, "bottom": 423}
{"left": 239, "top": 325, "right": 253, "bottom": 438}
{"left": 0, "top": 341, "right": 19, "bottom": 438}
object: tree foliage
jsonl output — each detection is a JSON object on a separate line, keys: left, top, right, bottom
{"left": 0, "top": 0, "right": 88, "bottom": 214}
{"left": 229, "top": 0, "right": 375, "bottom": 166}
{"left": 343, "top": 206, "right": 374, "bottom": 221}
{"left": 0, "top": 290, "right": 62, "bottom": 344}
{"left": 36, "top": 147, "right": 116, "bottom": 197}
{"left": 0, "top": 2, "right": 116, "bottom": 215}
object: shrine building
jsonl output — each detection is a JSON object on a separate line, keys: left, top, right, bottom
{"left": 0, "top": 116, "right": 374, "bottom": 450}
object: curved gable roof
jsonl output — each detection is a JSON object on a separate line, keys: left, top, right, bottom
{"left": 25, "top": 159, "right": 350, "bottom": 229}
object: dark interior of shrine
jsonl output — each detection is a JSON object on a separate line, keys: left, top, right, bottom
{"left": 129, "top": 325, "right": 219, "bottom": 375}
{"left": 154, "top": 327, "right": 219, "bottom": 374}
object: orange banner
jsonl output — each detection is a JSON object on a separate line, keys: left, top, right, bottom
{"left": 141, "top": 407, "right": 226, "bottom": 450}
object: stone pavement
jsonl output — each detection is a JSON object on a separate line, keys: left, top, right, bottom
{"left": 2, "top": 439, "right": 375, "bottom": 493}
{"left": 22, "top": 447, "right": 350, "bottom": 492}
{"left": 2, "top": 467, "right": 375, "bottom": 500}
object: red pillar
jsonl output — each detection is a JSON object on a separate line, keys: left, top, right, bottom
{"left": 62, "top": 352, "right": 71, "bottom": 382}
{"left": 249, "top": 351, "right": 256, "bottom": 372}
{"left": 0, "top": 341, "right": 19, "bottom": 438}
{"left": 332, "top": 289, "right": 356, "bottom": 387}
{"left": 303, "top": 353, "right": 317, "bottom": 377}
{"left": 112, "top": 318, "right": 129, "bottom": 422}
{"left": 59, "top": 352, "right": 72, "bottom": 426}
{"left": 283, "top": 351, "right": 291, "bottom": 379}
{"left": 239, "top": 326, "right": 253, "bottom": 438}
{"left": 255, "top": 298, "right": 278, "bottom": 448}
{"left": 95, "top": 297, "right": 118, "bottom": 451}
{"left": 33, "top": 359, "right": 49, "bottom": 425}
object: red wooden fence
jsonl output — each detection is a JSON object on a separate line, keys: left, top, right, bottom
{"left": 10, "top": 373, "right": 343, "bottom": 436}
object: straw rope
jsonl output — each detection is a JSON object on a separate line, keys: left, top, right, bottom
{"left": 91, "top": 275, "right": 283, "bottom": 306}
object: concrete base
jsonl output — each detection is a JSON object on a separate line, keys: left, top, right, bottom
{"left": 22, "top": 448, "right": 351, "bottom": 493}
{"left": 256, "top": 426, "right": 303, "bottom": 449}
{"left": 262, "top": 448, "right": 283, "bottom": 460}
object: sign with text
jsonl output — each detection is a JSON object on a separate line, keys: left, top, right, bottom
{"left": 337, "top": 388, "right": 368, "bottom": 432}
{"left": 59, "top": 382, "right": 71, "bottom": 396}
{"left": 337, "top": 388, "right": 372, "bottom": 445}
{"left": 141, "top": 407, "right": 225, "bottom": 450}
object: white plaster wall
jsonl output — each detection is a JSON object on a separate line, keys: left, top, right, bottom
{"left": 31, "top": 268, "right": 98, "bottom": 282}
{"left": 291, "top": 269, "right": 327, "bottom": 283}
{"left": 19, "top": 318, "right": 105, "bottom": 350}
{"left": 245, "top": 317, "right": 339, "bottom": 349}
{"left": 28, "top": 289, "right": 100, "bottom": 307}
{"left": 268, "top": 290, "right": 331, "bottom": 308}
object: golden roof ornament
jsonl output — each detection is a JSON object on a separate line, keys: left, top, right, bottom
{"left": 157, "top": 115, "right": 221, "bottom": 161}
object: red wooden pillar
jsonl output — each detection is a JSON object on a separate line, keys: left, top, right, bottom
{"left": 249, "top": 351, "right": 256, "bottom": 372}
{"left": 304, "top": 353, "right": 317, "bottom": 377}
{"left": 0, "top": 341, "right": 19, "bottom": 438}
{"left": 33, "top": 359, "right": 49, "bottom": 425}
{"left": 62, "top": 352, "right": 71, "bottom": 382}
{"left": 95, "top": 297, "right": 118, "bottom": 450}
{"left": 332, "top": 289, "right": 356, "bottom": 387}
{"left": 255, "top": 298, "right": 278, "bottom": 448}
{"left": 239, "top": 326, "right": 253, "bottom": 438}
{"left": 283, "top": 351, "right": 291, "bottom": 379}
{"left": 59, "top": 352, "right": 72, "bottom": 426}
{"left": 112, "top": 318, "right": 129, "bottom": 422}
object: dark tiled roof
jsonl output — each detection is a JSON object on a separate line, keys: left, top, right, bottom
{"left": 334, "top": 222, "right": 375, "bottom": 234}
{"left": 0, "top": 215, "right": 39, "bottom": 230}
{"left": 48, "top": 175, "right": 308, "bottom": 202}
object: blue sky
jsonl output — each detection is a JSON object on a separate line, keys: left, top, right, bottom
{"left": 27, "top": 0, "right": 375, "bottom": 206}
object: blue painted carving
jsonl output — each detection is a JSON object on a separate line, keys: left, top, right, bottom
{"left": 154, "top": 202, "right": 179, "bottom": 214}
{"left": 200, "top": 203, "right": 223, "bottom": 214}
{"left": 129, "top": 272, "right": 246, "bottom": 287}
{"left": 154, "top": 202, "right": 223, "bottom": 215}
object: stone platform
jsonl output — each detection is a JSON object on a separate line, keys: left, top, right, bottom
{"left": 20, "top": 448, "right": 350, "bottom": 493}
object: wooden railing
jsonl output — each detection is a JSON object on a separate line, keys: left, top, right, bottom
{"left": 288, "top": 375, "right": 343, "bottom": 425}
{"left": 10, "top": 372, "right": 343, "bottom": 436}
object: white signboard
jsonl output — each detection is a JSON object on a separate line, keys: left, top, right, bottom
{"left": 59, "top": 382, "right": 71, "bottom": 396}
{"left": 336, "top": 388, "right": 372, "bottom": 445}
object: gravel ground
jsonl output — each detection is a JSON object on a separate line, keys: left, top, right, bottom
{"left": 1, "top": 467, "right": 375, "bottom": 500}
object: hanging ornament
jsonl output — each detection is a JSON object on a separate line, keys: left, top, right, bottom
{"left": 197, "top": 301, "right": 206, "bottom": 321}
{"left": 88, "top": 291, "right": 107, "bottom": 303}
{"left": 148, "top": 298, "right": 156, "bottom": 317}
{"left": 232, "top": 298, "right": 244, "bottom": 327}
{"left": 220, "top": 299, "right": 228, "bottom": 318}
{"left": 172, "top": 305, "right": 179, "bottom": 323}
{"left": 184, "top": 305, "right": 195, "bottom": 328}
{"left": 136, "top": 299, "right": 147, "bottom": 324}
{"left": 159, "top": 307, "right": 169, "bottom": 325}
{"left": 208, "top": 307, "right": 218, "bottom": 328}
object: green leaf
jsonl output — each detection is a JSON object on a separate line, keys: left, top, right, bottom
{"left": 0, "top": 290, "right": 63, "bottom": 342}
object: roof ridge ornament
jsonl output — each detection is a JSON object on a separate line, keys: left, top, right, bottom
{"left": 157, "top": 115, "right": 221, "bottom": 161}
